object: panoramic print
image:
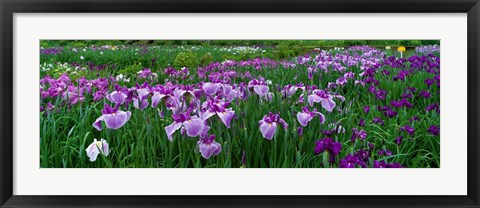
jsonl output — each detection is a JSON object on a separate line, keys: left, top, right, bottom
{"left": 39, "top": 40, "right": 440, "bottom": 168}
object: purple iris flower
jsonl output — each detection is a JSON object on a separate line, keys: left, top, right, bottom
{"left": 197, "top": 134, "right": 222, "bottom": 159}
{"left": 373, "top": 160, "right": 402, "bottom": 168}
{"left": 339, "top": 154, "right": 359, "bottom": 168}
{"left": 297, "top": 127, "right": 303, "bottom": 137}
{"left": 241, "top": 150, "right": 246, "bottom": 166}
{"left": 354, "top": 149, "right": 370, "bottom": 167}
{"left": 336, "top": 77, "right": 347, "bottom": 86}
{"left": 424, "top": 78, "right": 435, "bottom": 88}
{"left": 363, "top": 106, "right": 370, "bottom": 114}
{"left": 202, "top": 82, "right": 240, "bottom": 101}
{"left": 351, "top": 128, "right": 367, "bottom": 142}
{"left": 368, "top": 142, "right": 375, "bottom": 150}
{"left": 218, "top": 83, "right": 238, "bottom": 101}
{"left": 248, "top": 78, "right": 269, "bottom": 97}
{"left": 258, "top": 112, "right": 288, "bottom": 140}
{"left": 93, "top": 104, "right": 131, "bottom": 131}
{"left": 428, "top": 125, "right": 440, "bottom": 136}
{"left": 400, "top": 125, "right": 415, "bottom": 135}
{"left": 106, "top": 84, "right": 128, "bottom": 105}
{"left": 307, "top": 89, "right": 337, "bottom": 112}
{"left": 378, "top": 149, "right": 392, "bottom": 157}
{"left": 133, "top": 87, "right": 150, "bottom": 110}
{"left": 384, "top": 109, "right": 398, "bottom": 118}
{"left": 314, "top": 138, "right": 342, "bottom": 162}
{"left": 402, "top": 93, "right": 413, "bottom": 99}
{"left": 375, "top": 89, "right": 387, "bottom": 100}
{"left": 426, "top": 103, "right": 440, "bottom": 113}
{"left": 419, "top": 90, "right": 431, "bottom": 98}
{"left": 165, "top": 108, "right": 205, "bottom": 141}
{"left": 281, "top": 84, "right": 300, "bottom": 98}
{"left": 307, "top": 66, "right": 315, "bottom": 79}
{"left": 201, "top": 98, "right": 235, "bottom": 128}
{"left": 343, "top": 72, "right": 355, "bottom": 79}
{"left": 296, "top": 107, "right": 325, "bottom": 127}
{"left": 373, "top": 117, "right": 385, "bottom": 126}
{"left": 151, "top": 87, "right": 173, "bottom": 108}
{"left": 395, "top": 136, "right": 403, "bottom": 145}
{"left": 359, "top": 119, "right": 365, "bottom": 127}
{"left": 409, "top": 116, "right": 420, "bottom": 123}
{"left": 137, "top": 68, "right": 157, "bottom": 79}
{"left": 402, "top": 98, "right": 413, "bottom": 108}
{"left": 390, "top": 100, "right": 404, "bottom": 108}
{"left": 165, "top": 97, "right": 188, "bottom": 115}
{"left": 202, "top": 82, "right": 221, "bottom": 96}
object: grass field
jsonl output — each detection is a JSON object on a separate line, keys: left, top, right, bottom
{"left": 39, "top": 42, "right": 440, "bottom": 168}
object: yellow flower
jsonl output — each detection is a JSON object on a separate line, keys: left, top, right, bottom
{"left": 397, "top": 46, "right": 406, "bottom": 52}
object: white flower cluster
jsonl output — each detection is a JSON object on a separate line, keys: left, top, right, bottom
{"left": 219, "top": 46, "right": 263, "bottom": 54}
{"left": 40, "top": 62, "right": 85, "bottom": 72}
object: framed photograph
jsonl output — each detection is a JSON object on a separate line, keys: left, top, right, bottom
{"left": 1, "top": 0, "right": 479, "bottom": 207}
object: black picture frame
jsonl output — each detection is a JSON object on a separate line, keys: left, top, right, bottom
{"left": 1, "top": 0, "right": 479, "bottom": 207}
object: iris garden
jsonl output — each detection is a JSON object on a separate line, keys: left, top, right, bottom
{"left": 40, "top": 41, "right": 440, "bottom": 168}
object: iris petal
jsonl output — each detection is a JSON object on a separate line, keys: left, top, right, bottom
{"left": 297, "top": 112, "right": 313, "bottom": 126}
{"left": 103, "top": 111, "right": 131, "bottom": 129}
{"left": 183, "top": 117, "right": 205, "bottom": 137}
{"left": 321, "top": 98, "right": 336, "bottom": 112}
{"left": 253, "top": 85, "right": 269, "bottom": 96}
{"left": 217, "top": 109, "right": 235, "bottom": 128}
{"left": 259, "top": 122, "right": 277, "bottom": 140}
{"left": 165, "top": 122, "right": 183, "bottom": 141}
{"left": 202, "top": 82, "right": 220, "bottom": 96}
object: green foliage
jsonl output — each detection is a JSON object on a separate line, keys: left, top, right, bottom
{"left": 199, "top": 52, "right": 214, "bottom": 66}
{"left": 173, "top": 51, "right": 198, "bottom": 68}
{"left": 272, "top": 42, "right": 306, "bottom": 59}
{"left": 118, "top": 62, "right": 143, "bottom": 76}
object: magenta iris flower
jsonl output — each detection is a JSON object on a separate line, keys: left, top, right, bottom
{"left": 258, "top": 112, "right": 288, "bottom": 140}
{"left": 307, "top": 89, "right": 336, "bottom": 112}
{"left": 419, "top": 90, "right": 431, "bottom": 98}
{"left": 281, "top": 84, "right": 301, "bottom": 98}
{"left": 197, "top": 134, "right": 222, "bottom": 159}
{"left": 314, "top": 138, "right": 342, "bottom": 162}
{"left": 373, "top": 160, "right": 402, "bottom": 168}
{"left": 372, "top": 117, "right": 385, "bottom": 126}
{"left": 409, "top": 116, "right": 420, "bottom": 123}
{"left": 133, "top": 87, "right": 150, "bottom": 110}
{"left": 378, "top": 149, "right": 392, "bottom": 157}
{"left": 106, "top": 85, "right": 128, "bottom": 105}
{"left": 400, "top": 125, "right": 415, "bottom": 135}
{"left": 201, "top": 98, "right": 235, "bottom": 128}
{"left": 424, "top": 78, "right": 435, "bottom": 88}
{"left": 150, "top": 84, "right": 179, "bottom": 108}
{"left": 428, "top": 125, "right": 440, "bottom": 136}
{"left": 395, "top": 136, "right": 403, "bottom": 145}
{"left": 358, "top": 119, "right": 365, "bottom": 127}
{"left": 336, "top": 77, "right": 347, "bottom": 86}
{"left": 248, "top": 78, "right": 269, "bottom": 97}
{"left": 165, "top": 108, "right": 205, "bottom": 141}
{"left": 202, "top": 82, "right": 221, "bottom": 96}
{"left": 296, "top": 107, "right": 325, "bottom": 127}
{"left": 297, "top": 127, "right": 303, "bottom": 137}
{"left": 93, "top": 104, "right": 132, "bottom": 131}
{"left": 351, "top": 128, "right": 367, "bottom": 142}
{"left": 314, "top": 138, "right": 342, "bottom": 155}
{"left": 339, "top": 154, "right": 358, "bottom": 168}
{"left": 363, "top": 105, "right": 370, "bottom": 113}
